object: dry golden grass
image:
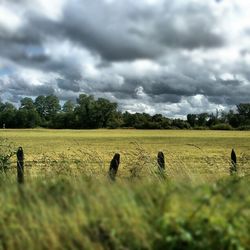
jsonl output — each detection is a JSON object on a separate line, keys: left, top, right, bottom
{"left": 1, "top": 129, "right": 249, "bottom": 182}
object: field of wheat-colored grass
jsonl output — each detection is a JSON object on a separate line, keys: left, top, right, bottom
{"left": 1, "top": 129, "right": 250, "bottom": 182}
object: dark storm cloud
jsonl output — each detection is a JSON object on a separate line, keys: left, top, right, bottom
{"left": 60, "top": 3, "right": 162, "bottom": 61}
{"left": 156, "top": 18, "right": 224, "bottom": 50}
{"left": 149, "top": 93, "right": 181, "bottom": 104}
{"left": 0, "top": 0, "right": 250, "bottom": 116}
{"left": 0, "top": 77, "right": 55, "bottom": 97}
{"left": 1, "top": 0, "right": 226, "bottom": 63}
{"left": 79, "top": 62, "right": 250, "bottom": 106}
{"left": 59, "top": 0, "right": 225, "bottom": 61}
{"left": 0, "top": 42, "right": 49, "bottom": 64}
{"left": 0, "top": 22, "right": 39, "bottom": 45}
{"left": 57, "top": 79, "right": 80, "bottom": 92}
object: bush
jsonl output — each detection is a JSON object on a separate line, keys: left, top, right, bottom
{"left": 0, "top": 138, "right": 16, "bottom": 173}
{"left": 238, "top": 125, "right": 250, "bottom": 131}
{"left": 193, "top": 126, "right": 208, "bottom": 130}
{"left": 155, "top": 214, "right": 247, "bottom": 250}
{"left": 211, "top": 123, "right": 233, "bottom": 130}
{"left": 0, "top": 176, "right": 249, "bottom": 249}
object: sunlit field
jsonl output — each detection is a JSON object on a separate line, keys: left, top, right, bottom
{"left": 0, "top": 129, "right": 250, "bottom": 249}
{"left": 1, "top": 129, "right": 250, "bottom": 181}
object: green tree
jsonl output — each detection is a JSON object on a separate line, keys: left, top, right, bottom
{"left": 20, "top": 97, "right": 35, "bottom": 110}
{"left": 95, "top": 98, "right": 118, "bottom": 128}
{"left": 107, "top": 111, "right": 124, "bottom": 128}
{"left": 16, "top": 109, "right": 41, "bottom": 128}
{"left": 45, "top": 95, "right": 61, "bottom": 120}
{"left": 0, "top": 102, "right": 17, "bottom": 128}
{"left": 227, "top": 110, "right": 240, "bottom": 128}
{"left": 197, "top": 113, "right": 209, "bottom": 127}
{"left": 0, "top": 101, "right": 5, "bottom": 112}
{"left": 62, "top": 100, "right": 75, "bottom": 113}
{"left": 74, "top": 94, "right": 95, "bottom": 128}
{"left": 34, "top": 95, "right": 46, "bottom": 120}
{"left": 34, "top": 95, "right": 61, "bottom": 124}
{"left": 187, "top": 114, "right": 197, "bottom": 127}
{"left": 236, "top": 103, "right": 250, "bottom": 125}
{"left": 236, "top": 103, "right": 250, "bottom": 118}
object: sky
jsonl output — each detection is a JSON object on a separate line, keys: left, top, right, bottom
{"left": 0, "top": 0, "right": 250, "bottom": 118}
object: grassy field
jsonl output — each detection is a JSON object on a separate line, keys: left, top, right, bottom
{"left": 1, "top": 129, "right": 250, "bottom": 181}
{"left": 0, "top": 129, "right": 250, "bottom": 249}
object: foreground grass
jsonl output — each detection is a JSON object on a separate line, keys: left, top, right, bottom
{"left": 0, "top": 175, "right": 249, "bottom": 250}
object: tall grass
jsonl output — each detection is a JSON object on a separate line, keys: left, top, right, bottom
{"left": 0, "top": 175, "right": 249, "bottom": 250}
{"left": 0, "top": 132, "right": 249, "bottom": 249}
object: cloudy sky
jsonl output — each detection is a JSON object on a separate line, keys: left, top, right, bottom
{"left": 0, "top": 0, "right": 250, "bottom": 117}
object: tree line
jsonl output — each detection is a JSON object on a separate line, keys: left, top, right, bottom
{"left": 187, "top": 103, "right": 250, "bottom": 130}
{"left": 0, "top": 94, "right": 249, "bottom": 130}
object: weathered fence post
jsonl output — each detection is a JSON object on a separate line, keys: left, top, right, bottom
{"left": 157, "top": 151, "right": 165, "bottom": 179}
{"left": 108, "top": 153, "right": 120, "bottom": 181}
{"left": 230, "top": 148, "right": 237, "bottom": 175}
{"left": 157, "top": 151, "right": 165, "bottom": 171}
{"left": 17, "top": 147, "right": 24, "bottom": 184}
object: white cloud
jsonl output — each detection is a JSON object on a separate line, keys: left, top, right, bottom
{"left": 0, "top": 5, "right": 22, "bottom": 32}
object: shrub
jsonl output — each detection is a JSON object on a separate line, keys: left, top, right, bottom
{"left": 193, "top": 126, "right": 208, "bottom": 130}
{"left": 238, "top": 125, "right": 250, "bottom": 131}
{"left": 211, "top": 123, "right": 233, "bottom": 130}
{"left": 0, "top": 138, "right": 16, "bottom": 173}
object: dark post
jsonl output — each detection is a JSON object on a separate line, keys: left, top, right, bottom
{"left": 109, "top": 153, "right": 120, "bottom": 181}
{"left": 230, "top": 148, "right": 237, "bottom": 175}
{"left": 157, "top": 151, "right": 165, "bottom": 171}
{"left": 17, "top": 147, "right": 24, "bottom": 184}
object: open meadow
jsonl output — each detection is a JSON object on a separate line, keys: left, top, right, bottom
{"left": 1, "top": 129, "right": 250, "bottom": 181}
{"left": 0, "top": 129, "right": 250, "bottom": 249}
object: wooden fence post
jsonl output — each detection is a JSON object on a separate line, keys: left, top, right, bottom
{"left": 157, "top": 151, "right": 165, "bottom": 171}
{"left": 109, "top": 153, "right": 120, "bottom": 181}
{"left": 230, "top": 148, "right": 237, "bottom": 175}
{"left": 17, "top": 147, "right": 24, "bottom": 184}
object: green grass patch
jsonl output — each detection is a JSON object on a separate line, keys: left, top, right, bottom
{"left": 0, "top": 176, "right": 249, "bottom": 250}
